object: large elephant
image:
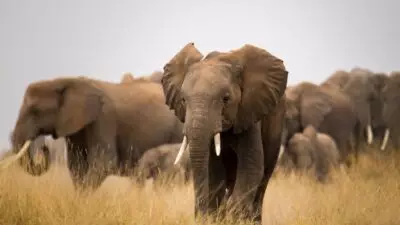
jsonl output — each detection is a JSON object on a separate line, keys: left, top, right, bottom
{"left": 281, "top": 81, "right": 357, "bottom": 165}
{"left": 160, "top": 43, "right": 288, "bottom": 223}
{"left": 134, "top": 143, "right": 191, "bottom": 186}
{"left": 321, "top": 67, "right": 383, "bottom": 148}
{"left": 6, "top": 76, "right": 183, "bottom": 192}
{"left": 380, "top": 71, "right": 400, "bottom": 150}
{"left": 279, "top": 125, "right": 340, "bottom": 182}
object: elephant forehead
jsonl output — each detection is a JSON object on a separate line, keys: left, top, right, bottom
{"left": 183, "top": 67, "right": 231, "bottom": 95}
{"left": 289, "top": 134, "right": 309, "bottom": 143}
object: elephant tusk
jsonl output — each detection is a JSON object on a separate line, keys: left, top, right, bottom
{"left": 214, "top": 133, "right": 221, "bottom": 156}
{"left": 0, "top": 140, "right": 32, "bottom": 169}
{"left": 380, "top": 129, "right": 390, "bottom": 151}
{"left": 174, "top": 136, "right": 188, "bottom": 165}
{"left": 366, "top": 125, "right": 374, "bottom": 145}
{"left": 278, "top": 145, "right": 285, "bottom": 160}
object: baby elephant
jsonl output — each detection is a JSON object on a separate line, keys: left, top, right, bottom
{"left": 134, "top": 143, "right": 191, "bottom": 186}
{"left": 279, "top": 125, "right": 340, "bottom": 182}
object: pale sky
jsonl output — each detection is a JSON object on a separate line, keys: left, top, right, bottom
{"left": 0, "top": 0, "right": 399, "bottom": 148}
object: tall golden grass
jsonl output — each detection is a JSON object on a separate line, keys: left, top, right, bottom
{"left": 0, "top": 149, "right": 399, "bottom": 225}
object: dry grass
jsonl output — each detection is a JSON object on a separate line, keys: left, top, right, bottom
{"left": 0, "top": 150, "right": 399, "bottom": 225}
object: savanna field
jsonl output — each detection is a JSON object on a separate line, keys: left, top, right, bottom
{"left": 0, "top": 147, "right": 399, "bottom": 225}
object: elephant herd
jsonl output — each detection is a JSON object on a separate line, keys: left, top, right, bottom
{"left": 0, "top": 42, "right": 398, "bottom": 224}
{"left": 278, "top": 67, "right": 400, "bottom": 183}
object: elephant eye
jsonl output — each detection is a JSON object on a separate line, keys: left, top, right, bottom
{"left": 223, "top": 94, "right": 230, "bottom": 103}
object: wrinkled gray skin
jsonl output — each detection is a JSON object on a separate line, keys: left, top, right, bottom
{"left": 281, "top": 81, "right": 357, "bottom": 166}
{"left": 161, "top": 43, "right": 288, "bottom": 223}
{"left": 279, "top": 125, "right": 340, "bottom": 182}
{"left": 381, "top": 71, "right": 400, "bottom": 150}
{"left": 10, "top": 76, "right": 183, "bottom": 193}
{"left": 321, "top": 67, "right": 383, "bottom": 148}
{"left": 134, "top": 143, "right": 191, "bottom": 186}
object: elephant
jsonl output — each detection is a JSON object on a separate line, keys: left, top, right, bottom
{"left": 121, "top": 72, "right": 136, "bottom": 83}
{"left": 380, "top": 71, "right": 400, "bottom": 150}
{"left": 6, "top": 76, "right": 184, "bottom": 192}
{"left": 134, "top": 143, "right": 191, "bottom": 186}
{"left": 281, "top": 81, "right": 357, "bottom": 165}
{"left": 121, "top": 71, "right": 163, "bottom": 84}
{"left": 279, "top": 125, "right": 340, "bottom": 182}
{"left": 160, "top": 42, "right": 288, "bottom": 223}
{"left": 369, "top": 72, "right": 389, "bottom": 147}
{"left": 321, "top": 67, "right": 383, "bottom": 148}
{"left": 144, "top": 71, "right": 163, "bottom": 83}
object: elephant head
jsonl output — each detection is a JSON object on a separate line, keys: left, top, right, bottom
{"left": 285, "top": 128, "right": 316, "bottom": 171}
{"left": 341, "top": 67, "right": 378, "bottom": 145}
{"left": 161, "top": 42, "right": 287, "bottom": 211}
{"left": 380, "top": 71, "right": 400, "bottom": 150}
{"left": 6, "top": 77, "right": 103, "bottom": 175}
{"left": 320, "top": 69, "right": 351, "bottom": 90}
{"left": 280, "top": 82, "right": 333, "bottom": 150}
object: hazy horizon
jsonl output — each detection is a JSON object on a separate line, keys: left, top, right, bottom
{"left": 1, "top": 0, "right": 399, "bottom": 148}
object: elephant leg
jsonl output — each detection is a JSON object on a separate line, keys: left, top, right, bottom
{"left": 251, "top": 102, "right": 285, "bottom": 223}
{"left": 65, "top": 136, "right": 89, "bottom": 193}
{"left": 226, "top": 123, "right": 264, "bottom": 221}
{"left": 83, "top": 126, "right": 118, "bottom": 192}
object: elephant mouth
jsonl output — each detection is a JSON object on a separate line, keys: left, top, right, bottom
{"left": 222, "top": 119, "right": 232, "bottom": 131}
{"left": 173, "top": 132, "right": 222, "bottom": 165}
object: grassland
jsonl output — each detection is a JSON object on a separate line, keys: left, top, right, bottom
{"left": 0, "top": 149, "right": 399, "bottom": 225}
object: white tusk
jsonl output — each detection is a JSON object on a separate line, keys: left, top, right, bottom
{"left": 278, "top": 145, "right": 285, "bottom": 160}
{"left": 0, "top": 140, "right": 32, "bottom": 169}
{"left": 366, "top": 125, "right": 374, "bottom": 145}
{"left": 214, "top": 133, "right": 221, "bottom": 156}
{"left": 174, "top": 136, "right": 188, "bottom": 165}
{"left": 380, "top": 129, "right": 390, "bottom": 151}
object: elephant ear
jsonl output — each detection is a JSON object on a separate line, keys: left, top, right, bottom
{"left": 203, "top": 51, "right": 222, "bottom": 60}
{"left": 55, "top": 79, "right": 103, "bottom": 137}
{"left": 161, "top": 42, "right": 204, "bottom": 122}
{"left": 219, "top": 44, "right": 288, "bottom": 133}
{"left": 300, "top": 89, "right": 333, "bottom": 129}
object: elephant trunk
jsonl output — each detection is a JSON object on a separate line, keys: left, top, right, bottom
{"left": 6, "top": 118, "right": 50, "bottom": 175}
{"left": 182, "top": 103, "right": 222, "bottom": 216}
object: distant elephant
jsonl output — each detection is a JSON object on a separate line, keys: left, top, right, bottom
{"left": 7, "top": 76, "right": 183, "bottom": 192}
{"left": 120, "top": 72, "right": 136, "bottom": 83}
{"left": 121, "top": 71, "right": 163, "bottom": 84}
{"left": 380, "top": 71, "right": 400, "bottom": 150}
{"left": 134, "top": 143, "right": 191, "bottom": 186}
{"left": 369, "top": 72, "right": 389, "bottom": 147}
{"left": 321, "top": 67, "right": 383, "bottom": 148}
{"left": 281, "top": 81, "right": 357, "bottom": 165}
{"left": 280, "top": 125, "right": 340, "bottom": 182}
{"left": 144, "top": 71, "right": 163, "bottom": 83}
{"left": 161, "top": 43, "right": 288, "bottom": 223}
